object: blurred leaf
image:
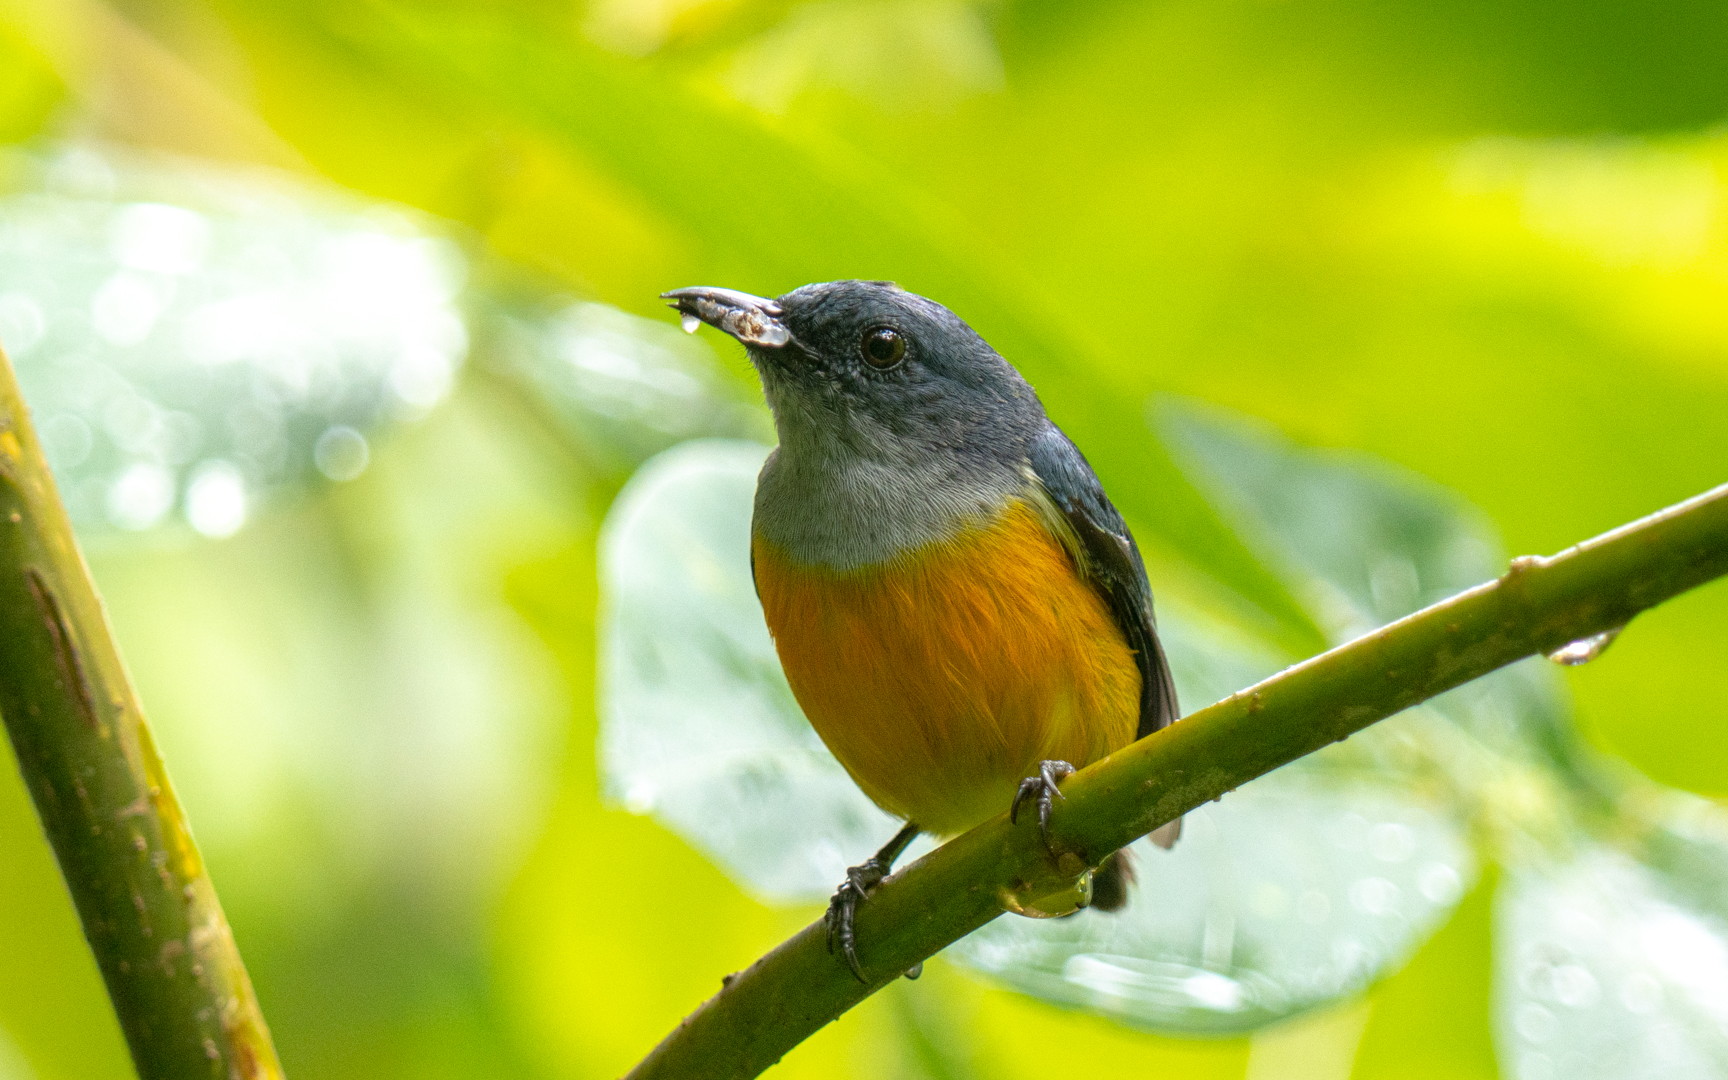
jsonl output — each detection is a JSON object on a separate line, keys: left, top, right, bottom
{"left": 0, "top": 25, "right": 62, "bottom": 143}
{"left": 1639, "top": 793, "right": 1728, "bottom": 925}
{"left": 1350, "top": 868, "right": 1501, "bottom": 1080}
{"left": 0, "top": 140, "right": 467, "bottom": 536}
{"left": 475, "top": 293, "right": 770, "bottom": 480}
{"left": 1155, "top": 397, "right": 1728, "bottom": 1063}
{"left": 988, "top": 0, "right": 1728, "bottom": 137}
{"left": 1494, "top": 818, "right": 1728, "bottom": 1080}
{"left": 0, "top": 137, "right": 763, "bottom": 537}
{"left": 0, "top": 1028, "right": 29, "bottom": 1080}
{"left": 96, "top": 389, "right": 575, "bottom": 894}
{"left": 717, "top": 0, "right": 1004, "bottom": 116}
{"left": 1161, "top": 399, "right": 1593, "bottom": 776}
{"left": 950, "top": 779, "right": 1476, "bottom": 1035}
{"left": 82, "top": 384, "right": 584, "bottom": 1077}
{"left": 1160, "top": 399, "right": 1503, "bottom": 639}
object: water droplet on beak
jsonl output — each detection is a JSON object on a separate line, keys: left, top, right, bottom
{"left": 1546, "top": 626, "right": 1623, "bottom": 666}
{"left": 680, "top": 312, "right": 700, "bottom": 334}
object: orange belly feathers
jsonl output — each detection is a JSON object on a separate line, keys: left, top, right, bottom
{"left": 752, "top": 500, "right": 1141, "bottom": 836}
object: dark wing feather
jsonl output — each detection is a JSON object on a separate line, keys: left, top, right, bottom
{"left": 1027, "top": 425, "right": 1179, "bottom": 742}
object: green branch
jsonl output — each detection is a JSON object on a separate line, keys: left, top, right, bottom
{"left": 0, "top": 347, "right": 283, "bottom": 1079}
{"left": 626, "top": 481, "right": 1728, "bottom": 1079}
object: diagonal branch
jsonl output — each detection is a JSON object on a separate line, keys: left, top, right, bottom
{"left": 627, "top": 481, "right": 1728, "bottom": 1080}
{"left": 0, "top": 346, "right": 284, "bottom": 1079}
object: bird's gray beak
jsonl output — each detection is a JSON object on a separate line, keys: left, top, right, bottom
{"left": 661, "top": 287, "right": 791, "bottom": 348}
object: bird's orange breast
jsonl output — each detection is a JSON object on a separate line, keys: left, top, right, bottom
{"left": 752, "top": 500, "right": 1141, "bottom": 836}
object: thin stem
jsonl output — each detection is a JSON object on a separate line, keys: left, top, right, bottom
{"left": 0, "top": 346, "right": 284, "bottom": 1079}
{"left": 627, "top": 482, "right": 1728, "bottom": 1079}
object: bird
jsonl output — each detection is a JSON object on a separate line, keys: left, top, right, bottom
{"left": 663, "top": 281, "right": 1180, "bottom": 982}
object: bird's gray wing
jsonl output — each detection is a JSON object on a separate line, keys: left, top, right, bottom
{"left": 1027, "top": 425, "right": 1179, "bottom": 742}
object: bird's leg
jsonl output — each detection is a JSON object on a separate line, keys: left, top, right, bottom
{"left": 826, "top": 821, "right": 921, "bottom": 983}
{"left": 1011, "top": 759, "right": 1077, "bottom": 851}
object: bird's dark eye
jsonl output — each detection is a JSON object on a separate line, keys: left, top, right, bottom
{"left": 861, "top": 326, "right": 905, "bottom": 368}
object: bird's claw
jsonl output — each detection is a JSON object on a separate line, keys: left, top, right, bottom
{"left": 825, "top": 857, "right": 889, "bottom": 983}
{"left": 1011, "top": 759, "right": 1077, "bottom": 850}
{"left": 823, "top": 822, "right": 922, "bottom": 983}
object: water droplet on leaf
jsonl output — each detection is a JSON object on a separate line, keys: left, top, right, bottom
{"left": 1546, "top": 627, "right": 1622, "bottom": 666}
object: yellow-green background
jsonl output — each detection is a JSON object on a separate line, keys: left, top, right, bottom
{"left": 0, "top": 0, "right": 1725, "bottom": 1076}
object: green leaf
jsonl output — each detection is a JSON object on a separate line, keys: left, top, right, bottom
{"left": 1160, "top": 398, "right": 1503, "bottom": 640}
{"left": 950, "top": 787, "right": 1475, "bottom": 1035}
{"left": 479, "top": 296, "right": 769, "bottom": 479}
{"left": 1494, "top": 812, "right": 1728, "bottom": 1080}
{"left": 1160, "top": 398, "right": 1593, "bottom": 775}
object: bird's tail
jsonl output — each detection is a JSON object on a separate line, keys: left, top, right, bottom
{"left": 1150, "top": 817, "right": 1182, "bottom": 849}
{"left": 1089, "top": 849, "right": 1136, "bottom": 912}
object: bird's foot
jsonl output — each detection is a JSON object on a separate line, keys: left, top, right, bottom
{"left": 825, "top": 856, "right": 891, "bottom": 982}
{"left": 825, "top": 821, "right": 922, "bottom": 983}
{"left": 1011, "top": 759, "right": 1077, "bottom": 850}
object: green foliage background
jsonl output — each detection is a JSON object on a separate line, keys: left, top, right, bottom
{"left": 0, "top": 0, "right": 1725, "bottom": 1077}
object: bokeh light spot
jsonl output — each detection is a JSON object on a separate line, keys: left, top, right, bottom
{"left": 314, "top": 426, "right": 369, "bottom": 481}
{"left": 0, "top": 292, "right": 46, "bottom": 355}
{"left": 110, "top": 202, "right": 210, "bottom": 276}
{"left": 107, "top": 461, "right": 175, "bottom": 530}
{"left": 184, "top": 460, "right": 247, "bottom": 538}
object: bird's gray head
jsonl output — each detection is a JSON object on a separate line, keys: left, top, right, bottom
{"left": 663, "top": 280, "right": 1054, "bottom": 567}
{"left": 663, "top": 280, "right": 1043, "bottom": 468}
